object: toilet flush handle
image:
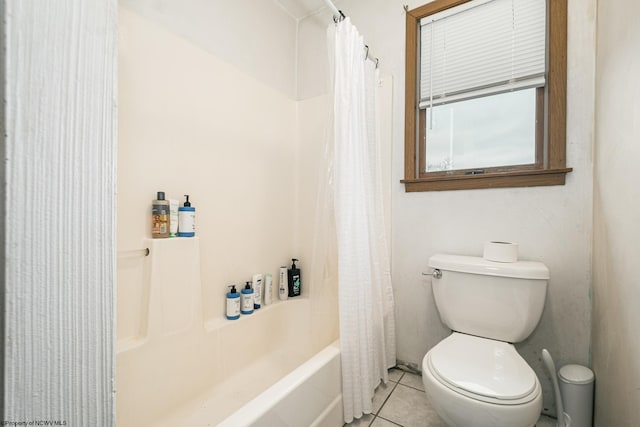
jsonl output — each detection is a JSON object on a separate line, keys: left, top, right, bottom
{"left": 422, "top": 269, "right": 442, "bottom": 279}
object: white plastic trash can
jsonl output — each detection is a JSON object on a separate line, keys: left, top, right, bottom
{"left": 558, "top": 364, "right": 594, "bottom": 427}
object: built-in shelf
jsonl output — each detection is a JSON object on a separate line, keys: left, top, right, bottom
{"left": 204, "top": 297, "right": 308, "bottom": 333}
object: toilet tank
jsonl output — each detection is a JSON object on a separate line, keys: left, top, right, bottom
{"left": 428, "top": 254, "right": 549, "bottom": 343}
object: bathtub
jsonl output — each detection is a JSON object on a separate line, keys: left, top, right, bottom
{"left": 209, "top": 341, "right": 341, "bottom": 426}
{"left": 116, "top": 238, "right": 341, "bottom": 426}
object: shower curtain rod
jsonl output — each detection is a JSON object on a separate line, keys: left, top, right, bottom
{"left": 322, "top": 0, "right": 380, "bottom": 67}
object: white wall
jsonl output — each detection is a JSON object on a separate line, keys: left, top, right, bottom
{"left": 592, "top": 0, "right": 640, "bottom": 424}
{"left": 298, "top": 0, "right": 595, "bottom": 416}
{"left": 2, "top": 0, "right": 117, "bottom": 424}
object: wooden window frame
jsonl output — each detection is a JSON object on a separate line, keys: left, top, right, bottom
{"left": 402, "top": 0, "right": 572, "bottom": 192}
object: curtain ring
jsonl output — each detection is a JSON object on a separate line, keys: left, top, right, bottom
{"left": 365, "top": 45, "right": 370, "bottom": 60}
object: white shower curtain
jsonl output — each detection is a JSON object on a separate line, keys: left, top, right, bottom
{"left": 328, "top": 18, "right": 396, "bottom": 423}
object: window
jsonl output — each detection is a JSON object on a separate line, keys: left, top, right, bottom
{"left": 403, "top": 0, "right": 571, "bottom": 191}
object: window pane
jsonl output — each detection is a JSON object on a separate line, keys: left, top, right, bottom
{"left": 425, "top": 89, "right": 537, "bottom": 172}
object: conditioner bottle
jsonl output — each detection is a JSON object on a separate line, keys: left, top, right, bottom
{"left": 252, "top": 273, "right": 263, "bottom": 309}
{"left": 279, "top": 266, "right": 288, "bottom": 301}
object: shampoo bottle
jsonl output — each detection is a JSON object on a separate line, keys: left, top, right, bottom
{"left": 241, "top": 282, "right": 254, "bottom": 315}
{"left": 264, "top": 274, "right": 273, "bottom": 306}
{"left": 178, "top": 195, "right": 196, "bottom": 237}
{"left": 279, "top": 266, "right": 288, "bottom": 301}
{"left": 288, "top": 258, "right": 301, "bottom": 297}
{"left": 252, "top": 274, "right": 263, "bottom": 309}
{"left": 226, "top": 285, "right": 240, "bottom": 320}
{"left": 152, "top": 191, "right": 170, "bottom": 238}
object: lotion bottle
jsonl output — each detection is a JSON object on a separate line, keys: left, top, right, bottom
{"left": 278, "top": 266, "right": 288, "bottom": 301}
{"left": 169, "top": 199, "right": 179, "bottom": 237}
{"left": 152, "top": 191, "right": 170, "bottom": 238}
{"left": 226, "top": 285, "right": 240, "bottom": 320}
{"left": 241, "top": 282, "right": 254, "bottom": 315}
{"left": 252, "top": 274, "right": 263, "bottom": 309}
{"left": 264, "top": 274, "right": 273, "bottom": 306}
{"left": 178, "top": 195, "right": 195, "bottom": 237}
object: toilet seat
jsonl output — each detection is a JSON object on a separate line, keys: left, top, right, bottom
{"left": 426, "top": 333, "right": 539, "bottom": 405}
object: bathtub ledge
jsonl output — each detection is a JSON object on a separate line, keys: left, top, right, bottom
{"left": 204, "top": 297, "right": 310, "bottom": 333}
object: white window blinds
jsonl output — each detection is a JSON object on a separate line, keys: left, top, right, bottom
{"left": 419, "top": 0, "right": 546, "bottom": 108}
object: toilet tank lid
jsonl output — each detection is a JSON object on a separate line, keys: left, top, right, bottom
{"left": 429, "top": 254, "right": 549, "bottom": 280}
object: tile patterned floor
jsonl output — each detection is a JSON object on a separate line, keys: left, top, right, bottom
{"left": 344, "top": 368, "right": 557, "bottom": 427}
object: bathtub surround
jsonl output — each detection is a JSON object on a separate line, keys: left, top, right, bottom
{"left": 118, "top": 5, "right": 300, "bottom": 333}
{"left": 1, "top": 0, "right": 117, "bottom": 424}
{"left": 116, "top": 237, "right": 312, "bottom": 424}
{"left": 117, "top": 5, "right": 340, "bottom": 425}
{"left": 592, "top": 0, "right": 640, "bottom": 423}
{"left": 330, "top": 17, "right": 397, "bottom": 422}
{"left": 119, "top": 0, "right": 297, "bottom": 99}
{"left": 117, "top": 235, "right": 326, "bottom": 426}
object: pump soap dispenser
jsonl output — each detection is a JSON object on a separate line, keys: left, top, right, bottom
{"left": 226, "top": 285, "right": 240, "bottom": 320}
{"left": 178, "top": 195, "right": 196, "bottom": 237}
{"left": 241, "top": 282, "right": 254, "bottom": 315}
{"left": 288, "top": 258, "right": 301, "bottom": 297}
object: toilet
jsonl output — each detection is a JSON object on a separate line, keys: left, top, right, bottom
{"left": 422, "top": 254, "right": 549, "bottom": 427}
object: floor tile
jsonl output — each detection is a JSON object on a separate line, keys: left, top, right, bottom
{"left": 535, "top": 415, "right": 556, "bottom": 427}
{"left": 378, "top": 384, "right": 448, "bottom": 427}
{"left": 344, "top": 380, "right": 396, "bottom": 427}
{"left": 372, "top": 380, "right": 396, "bottom": 413}
{"left": 345, "top": 413, "right": 374, "bottom": 426}
{"left": 388, "top": 367, "right": 404, "bottom": 383}
{"left": 371, "top": 417, "right": 403, "bottom": 427}
{"left": 347, "top": 373, "right": 555, "bottom": 427}
{"left": 399, "top": 372, "right": 425, "bottom": 391}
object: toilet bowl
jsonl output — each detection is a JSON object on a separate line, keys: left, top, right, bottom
{"left": 422, "top": 253, "right": 549, "bottom": 427}
{"left": 422, "top": 333, "right": 542, "bottom": 427}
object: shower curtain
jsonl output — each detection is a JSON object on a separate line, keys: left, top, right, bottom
{"left": 328, "top": 18, "right": 396, "bottom": 423}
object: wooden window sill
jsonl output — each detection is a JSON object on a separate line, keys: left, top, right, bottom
{"left": 401, "top": 168, "right": 573, "bottom": 192}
